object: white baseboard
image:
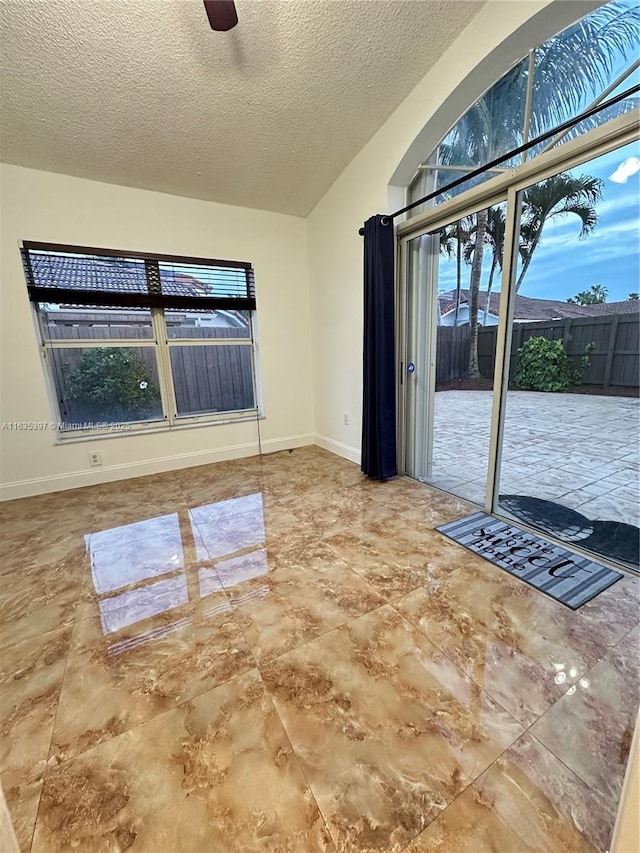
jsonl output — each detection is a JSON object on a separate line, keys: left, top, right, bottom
{"left": 0, "top": 433, "right": 315, "bottom": 501}
{"left": 314, "top": 433, "right": 361, "bottom": 465}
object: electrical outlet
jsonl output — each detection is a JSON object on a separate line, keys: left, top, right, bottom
{"left": 343, "top": 412, "right": 349, "bottom": 426}
{"left": 88, "top": 451, "right": 102, "bottom": 467}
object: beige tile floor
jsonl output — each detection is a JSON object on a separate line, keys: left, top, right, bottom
{"left": 0, "top": 446, "right": 638, "bottom": 852}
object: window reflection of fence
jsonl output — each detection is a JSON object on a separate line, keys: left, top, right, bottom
{"left": 46, "top": 326, "right": 255, "bottom": 423}
{"left": 436, "top": 314, "right": 639, "bottom": 388}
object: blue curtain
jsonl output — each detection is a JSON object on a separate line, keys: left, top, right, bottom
{"left": 361, "top": 215, "right": 397, "bottom": 480}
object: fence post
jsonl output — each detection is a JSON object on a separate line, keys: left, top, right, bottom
{"left": 562, "top": 318, "right": 572, "bottom": 349}
{"left": 603, "top": 314, "right": 621, "bottom": 389}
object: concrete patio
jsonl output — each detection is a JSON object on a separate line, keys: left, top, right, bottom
{"left": 427, "top": 390, "right": 640, "bottom": 527}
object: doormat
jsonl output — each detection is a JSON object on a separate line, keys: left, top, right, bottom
{"left": 498, "top": 495, "right": 640, "bottom": 569}
{"left": 436, "top": 511, "right": 623, "bottom": 610}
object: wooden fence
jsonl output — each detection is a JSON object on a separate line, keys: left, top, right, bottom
{"left": 436, "top": 326, "right": 470, "bottom": 383}
{"left": 46, "top": 326, "right": 255, "bottom": 424}
{"left": 436, "top": 313, "right": 639, "bottom": 388}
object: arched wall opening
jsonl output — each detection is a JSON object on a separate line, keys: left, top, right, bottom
{"left": 387, "top": 0, "right": 602, "bottom": 205}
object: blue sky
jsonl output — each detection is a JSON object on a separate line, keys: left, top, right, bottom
{"left": 519, "top": 142, "right": 640, "bottom": 302}
{"left": 437, "top": 139, "right": 640, "bottom": 304}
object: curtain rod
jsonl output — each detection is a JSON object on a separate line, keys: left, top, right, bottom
{"left": 358, "top": 83, "right": 639, "bottom": 235}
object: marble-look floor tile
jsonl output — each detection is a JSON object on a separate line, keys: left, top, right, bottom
{"left": 258, "top": 469, "right": 328, "bottom": 502}
{"left": 190, "top": 497, "right": 301, "bottom": 561}
{"left": 4, "top": 781, "right": 40, "bottom": 853}
{"left": 33, "top": 670, "right": 334, "bottom": 853}
{"left": 89, "top": 515, "right": 190, "bottom": 594}
{"left": 278, "top": 485, "right": 394, "bottom": 539}
{"left": 263, "top": 605, "right": 524, "bottom": 853}
{"left": 224, "top": 545, "right": 385, "bottom": 662}
{"left": 1, "top": 778, "right": 26, "bottom": 853}
{"left": 0, "top": 516, "right": 93, "bottom": 573}
{"left": 325, "top": 528, "right": 463, "bottom": 601}
{"left": 49, "top": 591, "right": 255, "bottom": 764}
{"left": 90, "top": 497, "right": 192, "bottom": 546}
{"left": 95, "top": 470, "right": 189, "bottom": 501}
{"left": 395, "top": 561, "right": 611, "bottom": 726}
{"left": 0, "top": 627, "right": 72, "bottom": 852}
{"left": 359, "top": 474, "right": 439, "bottom": 508}
{"left": 577, "top": 572, "right": 639, "bottom": 648}
{"left": 0, "top": 446, "right": 637, "bottom": 852}
{"left": 259, "top": 449, "right": 374, "bottom": 502}
{"left": 0, "top": 553, "right": 89, "bottom": 653}
{"left": 176, "top": 455, "right": 265, "bottom": 503}
{"left": 364, "top": 512, "right": 472, "bottom": 562}
{"left": 83, "top": 502, "right": 215, "bottom": 598}
{"left": 530, "top": 625, "right": 640, "bottom": 803}
{"left": 391, "top": 478, "right": 474, "bottom": 512}
{"left": 180, "top": 472, "right": 268, "bottom": 509}
{"left": 0, "top": 488, "right": 98, "bottom": 536}
{"left": 406, "top": 733, "right": 614, "bottom": 853}
{"left": 216, "top": 534, "right": 325, "bottom": 586}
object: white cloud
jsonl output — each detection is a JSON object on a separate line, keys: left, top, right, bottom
{"left": 609, "top": 157, "right": 640, "bottom": 184}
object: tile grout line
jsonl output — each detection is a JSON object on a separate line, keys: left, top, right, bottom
{"left": 395, "top": 735, "right": 522, "bottom": 853}
{"left": 28, "top": 593, "right": 83, "bottom": 853}
{"left": 525, "top": 730, "right": 618, "bottom": 852}
{"left": 253, "top": 668, "right": 339, "bottom": 851}
{"left": 253, "top": 595, "right": 519, "bottom": 853}
{"left": 251, "top": 600, "right": 392, "bottom": 670}
{"left": 37, "top": 660, "right": 264, "bottom": 772}
{"left": 523, "top": 618, "right": 640, "bottom": 802}
{"left": 196, "top": 496, "right": 346, "bottom": 672}
{"left": 31, "top": 500, "right": 400, "bottom": 774}
{"left": 389, "top": 599, "right": 526, "bottom": 731}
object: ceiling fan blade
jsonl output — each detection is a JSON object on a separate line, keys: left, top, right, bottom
{"left": 204, "top": 0, "right": 238, "bottom": 31}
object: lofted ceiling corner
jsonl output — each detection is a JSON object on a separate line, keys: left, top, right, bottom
{"left": 0, "top": 0, "right": 486, "bottom": 216}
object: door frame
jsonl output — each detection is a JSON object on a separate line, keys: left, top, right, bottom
{"left": 396, "top": 109, "right": 639, "bottom": 567}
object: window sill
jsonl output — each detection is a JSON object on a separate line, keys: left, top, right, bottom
{"left": 53, "top": 412, "right": 265, "bottom": 444}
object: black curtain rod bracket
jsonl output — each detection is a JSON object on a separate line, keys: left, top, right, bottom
{"left": 358, "top": 215, "right": 390, "bottom": 236}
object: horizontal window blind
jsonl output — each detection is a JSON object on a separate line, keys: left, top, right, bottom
{"left": 21, "top": 242, "right": 256, "bottom": 311}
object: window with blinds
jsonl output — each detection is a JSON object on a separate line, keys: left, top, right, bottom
{"left": 21, "top": 242, "right": 260, "bottom": 435}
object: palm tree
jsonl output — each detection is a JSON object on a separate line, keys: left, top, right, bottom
{"left": 464, "top": 206, "right": 507, "bottom": 325}
{"left": 591, "top": 284, "right": 608, "bottom": 303}
{"left": 567, "top": 284, "right": 609, "bottom": 304}
{"left": 516, "top": 173, "right": 603, "bottom": 291}
{"left": 484, "top": 207, "right": 506, "bottom": 325}
{"left": 437, "top": 1, "right": 639, "bottom": 377}
{"left": 440, "top": 217, "right": 472, "bottom": 325}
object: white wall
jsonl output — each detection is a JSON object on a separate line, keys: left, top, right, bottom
{"left": 0, "top": 0, "right": 600, "bottom": 497}
{"left": 307, "top": 0, "right": 598, "bottom": 463}
{"left": 0, "top": 165, "right": 315, "bottom": 499}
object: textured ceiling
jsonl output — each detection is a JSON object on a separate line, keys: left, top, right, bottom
{"left": 0, "top": 0, "right": 485, "bottom": 216}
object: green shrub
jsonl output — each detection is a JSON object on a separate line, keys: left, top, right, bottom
{"left": 513, "top": 336, "right": 591, "bottom": 392}
{"left": 66, "top": 347, "right": 161, "bottom": 421}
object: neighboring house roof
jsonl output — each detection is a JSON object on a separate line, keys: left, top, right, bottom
{"left": 31, "top": 254, "right": 250, "bottom": 326}
{"left": 30, "top": 254, "right": 231, "bottom": 299}
{"left": 438, "top": 290, "right": 640, "bottom": 322}
{"left": 564, "top": 299, "right": 640, "bottom": 317}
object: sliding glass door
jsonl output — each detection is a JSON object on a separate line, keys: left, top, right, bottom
{"left": 402, "top": 203, "right": 504, "bottom": 506}
{"left": 400, "top": 134, "right": 639, "bottom": 573}
{"left": 496, "top": 140, "right": 640, "bottom": 569}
